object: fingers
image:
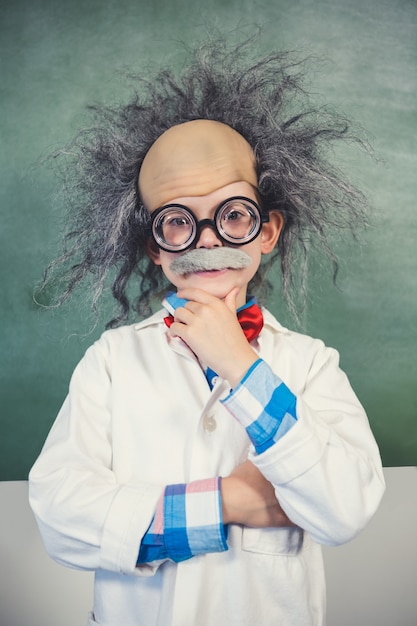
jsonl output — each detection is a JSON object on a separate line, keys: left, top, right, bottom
{"left": 176, "top": 287, "right": 215, "bottom": 304}
{"left": 171, "top": 304, "right": 194, "bottom": 324}
{"left": 222, "top": 461, "right": 296, "bottom": 528}
{"left": 176, "top": 287, "right": 239, "bottom": 308}
{"left": 224, "top": 287, "right": 239, "bottom": 313}
{"left": 167, "top": 307, "right": 195, "bottom": 340}
{"left": 174, "top": 287, "right": 239, "bottom": 325}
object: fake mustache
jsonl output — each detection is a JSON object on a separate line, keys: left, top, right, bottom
{"left": 169, "top": 248, "right": 252, "bottom": 275}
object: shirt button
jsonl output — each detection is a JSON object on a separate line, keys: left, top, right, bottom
{"left": 203, "top": 414, "right": 217, "bottom": 432}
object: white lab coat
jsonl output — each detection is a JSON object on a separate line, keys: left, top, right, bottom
{"left": 29, "top": 308, "right": 385, "bottom": 626}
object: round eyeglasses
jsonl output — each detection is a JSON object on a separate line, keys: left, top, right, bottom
{"left": 149, "top": 196, "right": 269, "bottom": 252}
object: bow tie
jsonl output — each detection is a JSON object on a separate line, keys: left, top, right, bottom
{"left": 163, "top": 300, "right": 264, "bottom": 343}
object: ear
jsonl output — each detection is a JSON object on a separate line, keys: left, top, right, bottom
{"left": 145, "top": 238, "right": 162, "bottom": 266}
{"left": 260, "top": 211, "right": 284, "bottom": 254}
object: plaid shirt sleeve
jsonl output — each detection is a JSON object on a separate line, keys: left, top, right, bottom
{"left": 221, "top": 358, "right": 298, "bottom": 454}
{"left": 137, "top": 477, "right": 228, "bottom": 565}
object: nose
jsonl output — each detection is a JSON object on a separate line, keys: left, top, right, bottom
{"left": 195, "top": 219, "right": 222, "bottom": 248}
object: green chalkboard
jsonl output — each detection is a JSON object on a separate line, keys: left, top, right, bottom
{"left": 1, "top": 0, "right": 416, "bottom": 479}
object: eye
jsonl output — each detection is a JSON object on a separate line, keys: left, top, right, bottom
{"left": 217, "top": 199, "right": 261, "bottom": 242}
{"left": 152, "top": 205, "right": 196, "bottom": 250}
{"left": 165, "top": 215, "right": 190, "bottom": 227}
{"left": 222, "top": 203, "right": 255, "bottom": 226}
{"left": 223, "top": 208, "right": 246, "bottom": 222}
{"left": 160, "top": 210, "right": 193, "bottom": 229}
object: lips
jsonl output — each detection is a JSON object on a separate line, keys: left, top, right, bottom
{"left": 169, "top": 248, "right": 252, "bottom": 275}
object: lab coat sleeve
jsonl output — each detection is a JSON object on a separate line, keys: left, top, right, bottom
{"left": 227, "top": 340, "right": 385, "bottom": 546}
{"left": 28, "top": 339, "right": 162, "bottom": 577}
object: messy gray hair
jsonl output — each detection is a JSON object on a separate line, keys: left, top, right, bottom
{"left": 37, "top": 34, "right": 370, "bottom": 328}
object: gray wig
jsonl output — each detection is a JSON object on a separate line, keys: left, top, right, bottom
{"left": 38, "top": 35, "right": 369, "bottom": 327}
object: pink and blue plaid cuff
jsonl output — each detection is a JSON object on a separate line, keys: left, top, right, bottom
{"left": 137, "top": 477, "right": 228, "bottom": 565}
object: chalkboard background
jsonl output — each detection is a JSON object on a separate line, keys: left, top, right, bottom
{"left": 1, "top": 0, "right": 416, "bottom": 479}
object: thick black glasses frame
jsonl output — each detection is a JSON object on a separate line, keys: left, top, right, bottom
{"left": 149, "top": 196, "right": 269, "bottom": 253}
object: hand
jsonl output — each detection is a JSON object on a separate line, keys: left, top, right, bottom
{"left": 221, "top": 460, "right": 295, "bottom": 528}
{"left": 168, "top": 288, "right": 258, "bottom": 387}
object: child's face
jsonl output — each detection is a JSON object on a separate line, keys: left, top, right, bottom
{"left": 140, "top": 120, "right": 283, "bottom": 306}
{"left": 147, "top": 181, "right": 282, "bottom": 308}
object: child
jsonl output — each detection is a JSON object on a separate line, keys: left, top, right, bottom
{"left": 29, "top": 38, "right": 385, "bottom": 626}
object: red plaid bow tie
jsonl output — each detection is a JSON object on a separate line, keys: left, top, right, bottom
{"left": 164, "top": 301, "right": 264, "bottom": 343}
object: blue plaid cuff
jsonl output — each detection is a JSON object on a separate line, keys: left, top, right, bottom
{"left": 137, "top": 477, "right": 228, "bottom": 565}
{"left": 222, "top": 359, "right": 297, "bottom": 454}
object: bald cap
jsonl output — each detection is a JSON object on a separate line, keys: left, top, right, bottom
{"left": 138, "top": 120, "right": 257, "bottom": 210}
